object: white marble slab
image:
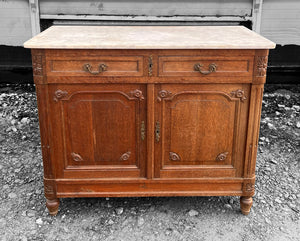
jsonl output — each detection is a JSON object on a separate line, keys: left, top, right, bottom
{"left": 24, "top": 26, "right": 275, "bottom": 49}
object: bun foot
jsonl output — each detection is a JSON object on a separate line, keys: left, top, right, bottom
{"left": 46, "top": 198, "right": 60, "bottom": 216}
{"left": 240, "top": 196, "right": 253, "bottom": 215}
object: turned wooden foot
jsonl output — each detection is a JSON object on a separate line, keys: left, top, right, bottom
{"left": 240, "top": 196, "right": 253, "bottom": 215}
{"left": 46, "top": 198, "right": 60, "bottom": 216}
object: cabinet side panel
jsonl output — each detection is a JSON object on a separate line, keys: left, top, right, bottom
{"left": 243, "top": 49, "right": 269, "bottom": 196}
{"left": 35, "top": 84, "right": 53, "bottom": 179}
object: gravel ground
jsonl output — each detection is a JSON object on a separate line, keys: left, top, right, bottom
{"left": 0, "top": 84, "right": 299, "bottom": 241}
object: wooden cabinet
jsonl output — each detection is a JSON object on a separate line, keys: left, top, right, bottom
{"left": 25, "top": 26, "right": 275, "bottom": 216}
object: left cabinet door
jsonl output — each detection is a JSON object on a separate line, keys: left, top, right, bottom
{"left": 47, "top": 84, "right": 147, "bottom": 179}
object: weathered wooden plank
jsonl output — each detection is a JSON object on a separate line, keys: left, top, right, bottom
{"left": 39, "top": 0, "right": 252, "bottom": 16}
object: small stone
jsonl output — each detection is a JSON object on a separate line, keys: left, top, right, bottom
{"left": 292, "top": 105, "right": 300, "bottom": 111}
{"left": 63, "top": 227, "right": 70, "bottom": 233}
{"left": 36, "top": 218, "right": 43, "bottom": 225}
{"left": 137, "top": 217, "right": 145, "bottom": 226}
{"left": 12, "top": 127, "right": 17, "bottom": 132}
{"left": 115, "top": 207, "right": 124, "bottom": 215}
{"left": 188, "top": 209, "right": 199, "bottom": 217}
{"left": 3, "top": 184, "right": 9, "bottom": 189}
{"left": 224, "top": 204, "right": 233, "bottom": 210}
{"left": 267, "top": 123, "right": 276, "bottom": 130}
{"left": 275, "top": 198, "right": 282, "bottom": 204}
{"left": 296, "top": 122, "right": 300, "bottom": 128}
{"left": 27, "top": 210, "right": 36, "bottom": 217}
{"left": 265, "top": 218, "right": 272, "bottom": 225}
{"left": 165, "top": 228, "right": 172, "bottom": 235}
{"left": 21, "top": 117, "right": 29, "bottom": 124}
{"left": 22, "top": 211, "right": 27, "bottom": 217}
{"left": 35, "top": 189, "right": 42, "bottom": 195}
{"left": 8, "top": 192, "right": 17, "bottom": 199}
{"left": 149, "top": 206, "right": 155, "bottom": 212}
{"left": 269, "top": 159, "right": 277, "bottom": 164}
{"left": 108, "top": 219, "right": 114, "bottom": 225}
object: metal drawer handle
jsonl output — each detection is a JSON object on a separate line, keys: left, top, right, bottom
{"left": 194, "top": 63, "right": 217, "bottom": 75}
{"left": 83, "top": 63, "right": 107, "bottom": 75}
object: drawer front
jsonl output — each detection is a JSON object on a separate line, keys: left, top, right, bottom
{"left": 46, "top": 56, "right": 144, "bottom": 77}
{"left": 158, "top": 56, "right": 253, "bottom": 78}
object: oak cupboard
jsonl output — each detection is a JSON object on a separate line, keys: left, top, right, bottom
{"left": 24, "top": 26, "right": 275, "bottom": 216}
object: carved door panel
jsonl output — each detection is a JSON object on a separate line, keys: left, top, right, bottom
{"left": 48, "top": 84, "right": 146, "bottom": 179}
{"left": 154, "top": 84, "right": 250, "bottom": 178}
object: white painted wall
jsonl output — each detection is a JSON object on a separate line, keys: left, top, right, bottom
{"left": 0, "top": 0, "right": 32, "bottom": 46}
{"left": 260, "top": 0, "right": 300, "bottom": 45}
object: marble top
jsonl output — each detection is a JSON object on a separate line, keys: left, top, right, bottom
{"left": 24, "top": 26, "right": 275, "bottom": 49}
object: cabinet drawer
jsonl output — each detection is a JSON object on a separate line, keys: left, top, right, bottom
{"left": 158, "top": 56, "right": 253, "bottom": 78}
{"left": 46, "top": 56, "right": 144, "bottom": 77}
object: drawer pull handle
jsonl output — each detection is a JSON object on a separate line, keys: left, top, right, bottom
{"left": 194, "top": 63, "right": 217, "bottom": 75}
{"left": 83, "top": 63, "right": 107, "bottom": 75}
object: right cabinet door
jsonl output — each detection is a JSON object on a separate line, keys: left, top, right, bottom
{"left": 154, "top": 84, "right": 250, "bottom": 178}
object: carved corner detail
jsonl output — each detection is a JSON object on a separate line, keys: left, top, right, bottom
{"left": 32, "top": 54, "right": 43, "bottom": 76}
{"left": 231, "top": 89, "right": 247, "bottom": 102}
{"left": 256, "top": 56, "right": 268, "bottom": 77}
{"left": 216, "top": 152, "right": 229, "bottom": 161}
{"left": 169, "top": 152, "right": 181, "bottom": 161}
{"left": 120, "top": 151, "right": 131, "bottom": 161}
{"left": 71, "top": 152, "right": 84, "bottom": 162}
{"left": 242, "top": 179, "right": 256, "bottom": 196}
{"left": 53, "top": 90, "right": 68, "bottom": 102}
{"left": 129, "top": 89, "right": 144, "bottom": 100}
{"left": 157, "top": 90, "right": 172, "bottom": 102}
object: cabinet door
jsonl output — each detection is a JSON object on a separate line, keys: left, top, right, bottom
{"left": 48, "top": 84, "right": 146, "bottom": 179}
{"left": 154, "top": 84, "right": 250, "bottom": 178}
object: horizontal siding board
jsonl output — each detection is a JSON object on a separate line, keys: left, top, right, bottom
{"left": 39, "top": 0, "right": 252, "bottom": 16}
